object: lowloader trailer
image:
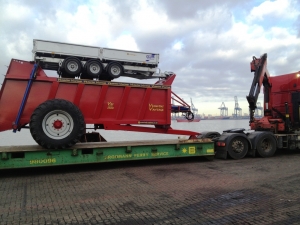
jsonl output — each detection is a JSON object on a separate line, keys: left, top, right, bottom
{"left": 0, "top": 139, "right": 214, "bottom": 169}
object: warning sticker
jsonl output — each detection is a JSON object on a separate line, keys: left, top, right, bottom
{"left": 189, "top": 147, "right": 196, "bottom": 154}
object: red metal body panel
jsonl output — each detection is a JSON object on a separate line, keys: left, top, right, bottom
{"left": 250, "top": 72, "right": 300, "bottom": 132}
{"left": 0, "top": 59, "right": 199, "bottom": 136}
{"left": 248, "top": 54, "right": 300, "bottom": 132}
{"left": 269, "top": 72, "right": 300, "bottom": 120}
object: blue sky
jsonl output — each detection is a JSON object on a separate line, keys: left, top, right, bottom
{"left": 0, "top": 0, "right": 299, "bottom": 116}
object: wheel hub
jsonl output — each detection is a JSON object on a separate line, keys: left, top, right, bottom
{"left": 261, "top": 139, "right": 271, "bottom": 152}
{"left": 111, "top": 66, "right": 120, "bottom": 75}
{"left": 42, "top": 110, "right": 74, "bottom": 140}
{"left": 90, "top": 63, "right": 100, "bottom": 74}
{"left": 67, "top": 61, "right": 78, "bottom": 72}
{"left": 53, "top": 120, "right": 63, "bottom": 129}
{"left": 232, "top": 140, "right": 244, "bottom": 153}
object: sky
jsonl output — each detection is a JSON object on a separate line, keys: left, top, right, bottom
{"left": 0, "top": 0, "right": 300, "bottom": 116}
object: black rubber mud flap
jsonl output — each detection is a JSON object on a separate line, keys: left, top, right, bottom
{"left": 215, "top": 148, "right": 228, "bottom": 159}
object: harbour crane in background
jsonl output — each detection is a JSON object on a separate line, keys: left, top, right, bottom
{"left": 232, "top": 96, "right": 242, "bottom": 118}
{"left": 218, "top": 102, "right": 228, "bottom": 116}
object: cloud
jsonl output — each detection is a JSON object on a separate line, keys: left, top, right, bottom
{"left": 247, "top": 0, "right": 297, "bottom": 22}
{"left": 0, "top": 0, "right": 299, "bottom": 117}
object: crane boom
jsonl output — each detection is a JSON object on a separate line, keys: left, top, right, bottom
{"left": 246, "top": 53, "right": 271, "bottom": 122}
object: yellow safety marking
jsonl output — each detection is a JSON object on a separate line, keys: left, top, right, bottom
{"left": 182, "top": 148, "right": 187, "bottom": 153}
{"left": 207, "top": 149, "right": 214, "bottom": 153}
{"left": 189, "top": 147, "right": 196, "bottom": 154}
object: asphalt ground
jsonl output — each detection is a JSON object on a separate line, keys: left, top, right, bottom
{"left": 1, "top": 149, "right": 300, "bottom": 225}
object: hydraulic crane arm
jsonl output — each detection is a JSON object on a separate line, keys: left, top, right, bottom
{"left": 246, "top": 53, "right": 271, "bottom": 122}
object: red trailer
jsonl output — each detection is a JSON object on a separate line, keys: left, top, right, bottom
{"left": 0, "top": 59, "right": 198, "bottom": 149}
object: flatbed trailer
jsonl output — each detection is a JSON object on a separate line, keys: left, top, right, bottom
{"left": 0, "top": 139, "right": 214, "bottom": 169}
{"left": 33, "top": 39, "right": 162, "bottom": 80}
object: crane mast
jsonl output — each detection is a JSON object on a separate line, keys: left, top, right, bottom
{"left": 246, "top": 53, "right": 271, "bottom": 122}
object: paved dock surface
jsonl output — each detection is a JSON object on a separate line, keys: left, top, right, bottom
{"left": 1, "top": 150, "right": 300, "bottom": 225}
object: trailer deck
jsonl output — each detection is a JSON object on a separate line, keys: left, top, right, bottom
{"left": 33, "top": 39, "right": 160, "bottom": 79}
{"left": 0, "top": 138, "right": 214, "bottom": 169}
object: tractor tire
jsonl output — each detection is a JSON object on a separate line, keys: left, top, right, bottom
{"left": 228, "top": 136, "right": 248, "bottom": 159}
{"left": 30, "top": 99, "right": 85, "bottom": 149}
{"left": 256, "top": 133, "right": 277, "bottom": 157}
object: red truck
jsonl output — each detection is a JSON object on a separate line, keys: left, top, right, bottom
{"left": 0, "top": 59, "right": 197, "bottom": 149}
{"left": 210, "top": 53, "right": 300, "bottom": 159}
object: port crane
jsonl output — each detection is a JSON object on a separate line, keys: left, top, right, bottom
{"left": 232, "top": 96, "right": 242, "bottom": 118}
{"left": 190, "top": 98, "right": 198, "bottom": 115}
{"left": 218, "top": 102, "right": 228, "bottom": 116}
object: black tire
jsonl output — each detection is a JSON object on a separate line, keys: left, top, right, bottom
{"left": 228, "top": 136, "right": 248, "bottom": 159}
{"left": 85, "top": 59, "right": 103, "bottom": 79}
{"left": 30, "top": 99, "right": 85, "bottom": 149}
{"left": 107, "top": 62, "right": 123, "bottom": 79}
{"left": 62, "top": 57, "right": 82, "bottom": 76}
{"left": 256, "top": 133, "right": 277, "bottom": 157}
{"left": 185, "top": 112, "right": 194, "bottom": 121}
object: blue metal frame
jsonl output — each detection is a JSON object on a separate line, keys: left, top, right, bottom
{"left": 13, "top": 63, "right": 39, "bottom": 132}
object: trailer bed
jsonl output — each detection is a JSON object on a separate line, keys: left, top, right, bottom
{"left": 0, "top": 139, "right": 214, "bottom": 169}
{"left": 33, "top": 39, "right": 159, "bottom": 63}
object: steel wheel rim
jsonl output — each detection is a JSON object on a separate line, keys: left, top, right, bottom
{"left": 261, "top": 138, "right": 272, "bottom": 153}
{"left": 42, "top": 110, "right": 74, "bottom": 139}
{"left": 89, "top": 62, "right": 101, "bottom": 74}
{"left": 232, "top": 139, "right": 244, "bottom": 153}
{"left": 67, "top": 60, "right": 79, "bottom": 72}
{"left": 110, "top": 65, "right": 121, "bottom": 76}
